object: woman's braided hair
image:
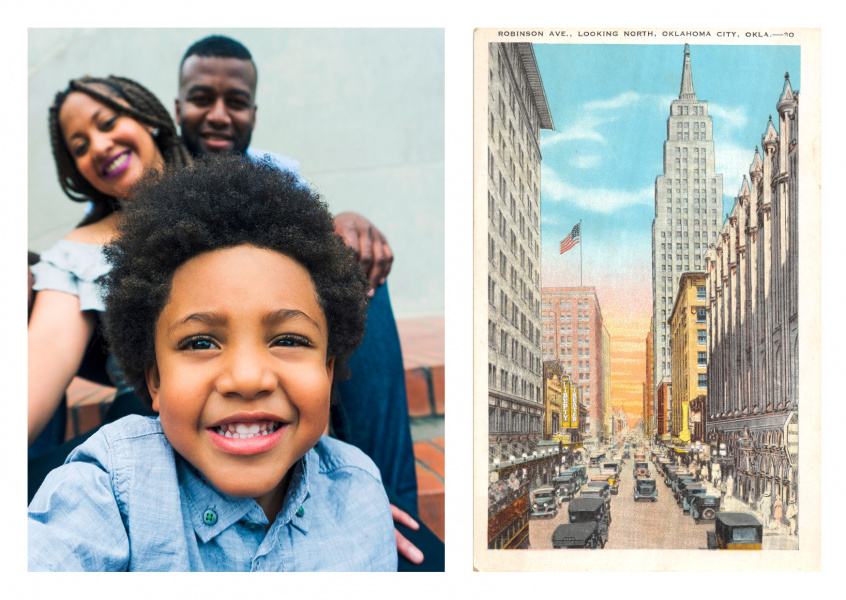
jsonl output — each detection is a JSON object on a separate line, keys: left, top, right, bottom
{"left": 48, "top": 76, "right": 193, "bottom": 226}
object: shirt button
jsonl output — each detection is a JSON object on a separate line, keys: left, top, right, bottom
{"left": 203, "top": 509, "right": 218, "bottom": 526}
{"left": 297, "top": 506, "right": 304, "bottom": 517}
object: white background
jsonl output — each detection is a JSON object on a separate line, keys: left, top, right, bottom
{"left": 6, "top": 0, "right": 844, "bottom": 591}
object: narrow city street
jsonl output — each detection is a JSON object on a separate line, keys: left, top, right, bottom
{"left": 528, "top": 460, "right": 707, "bottom": 549}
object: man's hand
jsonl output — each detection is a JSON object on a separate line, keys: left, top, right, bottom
{"left": 391, "top": 504, "right": 423, "bottom": 564}
{"left": 333, "top": 212, "right": 393, "bottom": 290}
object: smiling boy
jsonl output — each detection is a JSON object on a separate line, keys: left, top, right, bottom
{"left": 28, "top": 156, "right": 397, "bottom": 571}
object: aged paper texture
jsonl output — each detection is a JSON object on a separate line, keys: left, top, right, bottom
{"left": 474, "top": 27, "right": 820, "bottom": 571}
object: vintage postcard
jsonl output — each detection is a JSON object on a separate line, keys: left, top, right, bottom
{"left": 474, "top": 27, "right": 820, "bottom": 570}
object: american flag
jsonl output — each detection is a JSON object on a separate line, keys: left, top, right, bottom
{"left": 560, "top": 224, "right": 580, "bottom": 254}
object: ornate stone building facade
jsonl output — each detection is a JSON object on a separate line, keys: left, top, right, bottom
{"left": 487, "top": 43, "right": 554, "bottom": 463}
{"left": 704, "top": 73, "right": 799, "bottom": 510}
{"left": 540, "top": 287, "right": 610, "bottom": 441}
{"left": 652, "top": 44, "right": 724, "bottom": 426}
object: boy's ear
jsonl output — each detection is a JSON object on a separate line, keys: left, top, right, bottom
{"left": 145, "top": 362, "right": 162, "bottom": 412}
{"left": 325, "top": 356, "right": 335, "bottom": 382}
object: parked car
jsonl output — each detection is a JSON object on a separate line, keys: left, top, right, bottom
{"left": 690, "top": 495, "right": 721, "bottom": 524}
{"left": 553, "top": 473, "right": 579, "bottom": 504}
{"left": 706, "top": 513, "right": 763, "bottom": 550}
{"left": 674, "top": 476, "right": 700, "bottom": 501}
{"left": 633, "top": 461, "right": 650, "bottom": 478}
{"left": 633, "top": 477, "right": 658, "bottom": 502}
{"left": 530, "top": 486, "right": 558, "bottom": 519}
{"left": 551, "top": 497, "right": 610, "bottom": 549}
{"left": 680, "top": 485, "right": 708, "bottom": 513}
{"left": 567, "top": 466, "right": 588, "bottom": 486}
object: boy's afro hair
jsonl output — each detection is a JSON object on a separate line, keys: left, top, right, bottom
{"left": 101, "top": 154, "right": 369, "bottom": 407}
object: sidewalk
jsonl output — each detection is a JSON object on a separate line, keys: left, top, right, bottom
{"left": 699, "top": 478, "right": 798, "bottom": 550}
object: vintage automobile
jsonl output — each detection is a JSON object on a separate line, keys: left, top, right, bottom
{"left": 634, "top": 453, "right": 646, "bottom": 462}
{"left": 530, "top": 486, "right": 558, "bottom": 519}
{"left": 673, "top": 476, "right": 700, "bottom": 500}
{"left": 553, "top": 473, "right": 579, "bottom": 504}
{"left": 589, "top": 453, "right": 606, "bottom": 468}
{"left": 551, "top": 498, "right": 610, "bottom": 549}
{"left": 593, "top": 474, "right": 619, "bottom": 495}
{"left": 601, "top": 462, "right": 620, "bottom": 478}
{"left": 679, "top": 484, "right": 708, "bottom": 513}
{"left": 623, "top": 450, "right": 631, "bottom": 459}
{"left": 580, "top": 484, "right": 612, "bottom": 518}
{"left": 668, "top": 470, "right": 693, "bottom": 492}
{"left": 690, "top": 494, "right": 721, "bottom": 524}
{"left": 663, "top": 466, "right": 682, "bottom": 487}
{"left": 706, "top": 513, "right": 763, "bottom": 550}
{"left": 633, "top": 477, "right": 658, "bottom": 502}
{"left": 633, "top": 461, "right": 650, "bottom": 478}
{"left": 567, "top": 466, "right": 588, "bottom": 486}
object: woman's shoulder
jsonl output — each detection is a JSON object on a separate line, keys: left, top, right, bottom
{"left": 63, "top": 216, "right": 116, "bottom": 245}
{"left": 31, "top": 237, "right": 111, "bottom": 309}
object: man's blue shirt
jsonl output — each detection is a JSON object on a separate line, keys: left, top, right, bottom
{"left": 246, "top": 147, "right": 301, "bottom": 179}
{"left": 28, "top": 416, "right": 397, "bottom": 571}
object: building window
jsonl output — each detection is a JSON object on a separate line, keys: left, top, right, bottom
{"left": 696, "top": 307, "right": 706, "bottom": 323}
{"left": 698, "top": 374, "right": 707, "bottom": 389}
{"left": 698, "top": 330, "right": 706, "bottom": 345}
{"left": 698, "top": 352, "right": 707, "bottom": 367}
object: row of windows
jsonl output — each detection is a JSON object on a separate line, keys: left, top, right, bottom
{"left": 674, "top": 105, "right": 704, "bottom": 116}
{"left": 487, "top": 363, "right": 542, "bottom": 403}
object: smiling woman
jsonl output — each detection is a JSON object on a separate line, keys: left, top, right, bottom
{"left": 28, "top": 76, "right": 192, "bottom": 452}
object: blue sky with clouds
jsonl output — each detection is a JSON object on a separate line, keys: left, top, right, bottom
{"left": 535, "top": 43, "right": 801, "bottom": 295}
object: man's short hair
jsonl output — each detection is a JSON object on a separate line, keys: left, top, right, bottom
{"left": 179, "top": 35, "right": 255, "bottom": 74}
{"left": 102, "top": 155, "right": 369, "bottom": 407}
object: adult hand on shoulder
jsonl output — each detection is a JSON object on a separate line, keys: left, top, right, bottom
{"left": 391, "top": 504, "right": 424, "bottom": 565}
{"left": 333, "top": 212, "right": 393, "bottom": 291}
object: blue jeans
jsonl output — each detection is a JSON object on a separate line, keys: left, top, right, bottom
{"left": 331, "top": 283, "right": 418, "bottom": 514}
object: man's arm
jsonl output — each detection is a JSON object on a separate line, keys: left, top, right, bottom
{"left": 333, "top": 212, "right": 393, "bottom": 290}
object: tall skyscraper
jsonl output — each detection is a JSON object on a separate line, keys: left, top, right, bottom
{"left": 487, "top": 43, "right": 554, "bottom": 464}
{"left": 652, "top": 44, "right": 724, "bottom": 417}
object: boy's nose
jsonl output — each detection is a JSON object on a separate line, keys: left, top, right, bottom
{"left": 215, "top": 347, "right": 277, "bottom": 400}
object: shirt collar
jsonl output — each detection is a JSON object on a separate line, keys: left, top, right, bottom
{"left": 177, "top": 448, "right": 316, "bottom": 544}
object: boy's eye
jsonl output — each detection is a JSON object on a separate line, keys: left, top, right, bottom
{"left": 272, "top": 334, "right": 311, "bottom": 348}
{"left": 179, "top": 336, "right": 218, "bottom": 351}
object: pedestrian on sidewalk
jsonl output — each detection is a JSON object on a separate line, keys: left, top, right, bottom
{"left": 786, "top": 500, "right": 798, "bottom": 536}
{"left": 758, "top": 491, "right": 772, "bottom": 529}
{"left": 726, "top": 474, "right": 734, "bottom": 499}
{"left": 773, "top": 495, "right": 784, "bottom": 533}
{"left": 719, "top": 479, "right": 727, "bottom": 503}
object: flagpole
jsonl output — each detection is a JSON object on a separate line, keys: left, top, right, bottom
{"left": 579, "top": 219, "right": 583, "bottom": 287}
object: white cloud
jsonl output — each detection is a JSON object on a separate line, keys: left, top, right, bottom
{"left": 570, "top": 155, "right": 601, "bottom": 169}
{"left": 584, "top": 91, "right": 642, "bottom": 111}
{"left": 715, "top": 141, "right": 757, "bottom": 194}
{"left": 708, "top": 103, "right": 748, "bottom": 133}
{"left": 542, "top": 167, "right": 653, "bottom": 214}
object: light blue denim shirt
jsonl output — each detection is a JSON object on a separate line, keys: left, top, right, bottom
{"left": 28, "top": 416, "right": 397, "bottom": 571}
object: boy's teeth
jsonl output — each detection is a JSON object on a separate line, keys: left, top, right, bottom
{"left": 215, "top": 420, "right": 280, "bottom": 439}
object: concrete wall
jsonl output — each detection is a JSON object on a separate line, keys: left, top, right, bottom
{"left": 28, "top": 28, "right": 444, "bottom": 319}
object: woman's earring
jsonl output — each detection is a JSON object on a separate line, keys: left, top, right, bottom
{"left": 150, "top": 127, "right": 160, "bottom": 138}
